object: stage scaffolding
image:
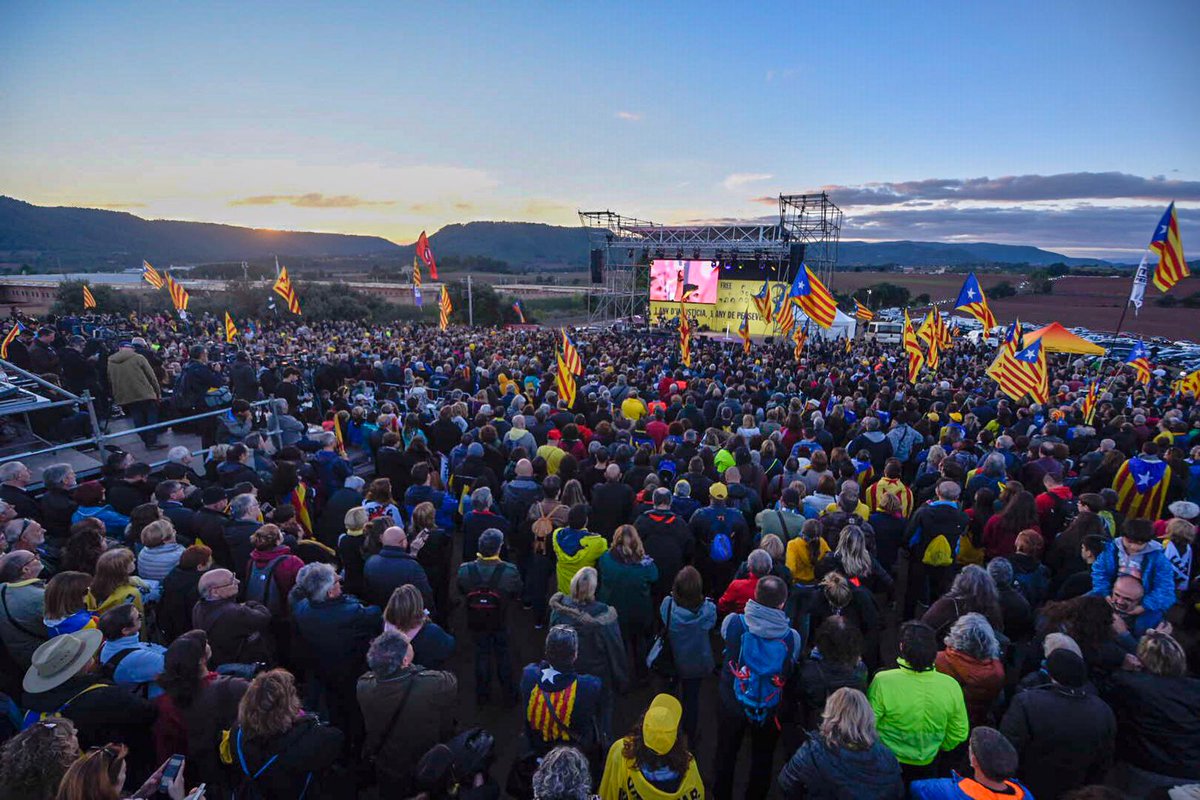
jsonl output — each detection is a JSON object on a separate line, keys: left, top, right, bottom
{"left": 579, "top": 192, "right": 842, "bottom": 325}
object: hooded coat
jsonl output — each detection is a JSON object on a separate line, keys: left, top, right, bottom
{"left": 106, "top": 347, "right": 160, "bottom": 406}
{"left": 778, "top": 734, "right": 904, "bottom": 800}
{"left": 552, "top": 526, "right": 608, "bottom": 594}
{"left": 549, "top": 593, "right": 630, "bottom": 693}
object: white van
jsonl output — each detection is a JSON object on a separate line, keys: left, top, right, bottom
{"left": 867, "top": 320, "right": 903, "bottom": 344}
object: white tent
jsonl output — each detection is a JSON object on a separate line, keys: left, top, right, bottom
{"left": 795, "top": 308, "right": 857, "bottom": 340}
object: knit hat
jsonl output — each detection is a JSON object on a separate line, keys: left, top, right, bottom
{"left": 642, "top": 694, "right": 683, "bottom": 755}
{"left": 467, "top": 442, "right": 484, "bottom": 458}
{"left": 1045, "top": 648, "right": 1088, "bottom": 689}
{"left": 73, "top": 480, "right": 104, "bottom": 507}
{"left": 202, "top": 486, "right": 228, "bottom": 505}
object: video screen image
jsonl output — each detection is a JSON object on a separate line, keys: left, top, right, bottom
{"left": 649, "top": 259, "right": 719, "bottom": 304}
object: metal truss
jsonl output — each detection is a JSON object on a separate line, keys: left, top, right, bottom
{"left": 579, "top": 193, "right": 841, "bottom": 324}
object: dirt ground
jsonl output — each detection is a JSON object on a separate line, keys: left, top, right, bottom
{"left": 830, "top": 272, "right": 1200, "bottom": 340}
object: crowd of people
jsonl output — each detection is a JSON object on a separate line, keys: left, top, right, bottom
{"left": 0, "top": 308, "right": 1198, "bottom": 800}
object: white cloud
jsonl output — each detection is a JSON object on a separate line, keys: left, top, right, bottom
{"left": 722, "top": 173, "right": 773, "bottom": 191}
{"left": 615, "top": 111, "right": 642, "bottom": 121}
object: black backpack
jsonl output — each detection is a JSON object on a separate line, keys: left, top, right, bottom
{"left": 1042, "top": 491, "right": 1077, "bottom": 539}
{"left": 244, "top": 556, "right": 287, "bottom": 616}
{"left": 465, "top": 563, "right": 506, "bottom": 632}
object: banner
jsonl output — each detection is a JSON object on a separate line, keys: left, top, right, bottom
{"left": 651, "top": 278, "right": 852, "bottom": 338}
{"left": 1129, "top": 252, "right": 1149, "bottom": 313}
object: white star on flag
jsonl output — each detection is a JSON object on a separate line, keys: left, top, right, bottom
{"left": 967, "top": 288, "right": 977, "bottom": 299}
{"left": 1135, "top": 471, "right": 1153, "bottom": 488}
{"left": 540, "top": 666, "right": 561, "bottom": 682}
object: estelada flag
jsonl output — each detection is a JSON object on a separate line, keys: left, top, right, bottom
{"left": 1150, "top": 202, "right": 1189, "bottom": 293}
{"left": 416, "top": 231, "right": 439, "bottom": 280}
{"left": 739, "top": 309, "right": 752, "bottom": 355}
{"left": 142, "top": 260, "right": 165, "bottom": 289}
{"left": 273, "top": 265, "right": 302, "bottom": 315}
{"left": 787, "top": 264, "right": 837, "bottom": 329}
{"left": 1113, "top": 455, "right": 1171, "bottom": 520}
{"left": 854, "top": 298, "right": 874, "bottom": 322}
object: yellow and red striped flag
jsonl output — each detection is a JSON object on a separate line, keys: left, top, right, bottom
{"left": 792, "top": 322, "right": 807, "bottom": 362}
{"left": 991, "top": 337, "right": 1048, "bottom": 404}
{"left": 142, "top": 260, "right": 165, "bottom": 289}
{"left": 1150, "top": 202, "right": 1189, "bottom": 292}
{"left": 678, "top": 301, "right": 692, "bottom": 367}
{"left": 787, "top": 264, "right": 837, "bottom": 329}
{"left": 1, "top": 323, "right": 21, "bottom": 360}
{"left": 1126, "top": 340, "right": 1153, "bottom": 384}
{"left": 412, "top": 254, "right": 423, "bottom": 306}
{"left": 1172, "top": 368, "right": 1200, "bottom": 397}
{"left": 165, "top": 275, "right": 189, "bottom": 313}
{"left": 954, "top": 272, "right": 997, "bottom": 331}
{"left": 739, "top": 308, "right": 752, "bottom": 355}
{"left": 560, "top": 329, "right": 583, "bottom": 375}
{"left": 82, "top": 285, "right": 96, "bottom": 309}
{"left": 224, "top": 312, "right": 238, "bottom": 343}
{"left": 555, "top": 349, "right": 577, "bottom": 408}
{"left": 774, "top": 290, "right": 795, "bottom": 337}
{"left": 903, "top": 309, "right": 925, "bottom": 383}
{"left": 273, "top": 264, "right": 302, "bottom": 315}
{"left": 752, "top": 276, "right": 774, "bottom": 325}
{"left": 1081, "top": 379, "right": 1099, "bottom": 425}
{"left": 854, "top": 298, "right": 874, "bottom": 322}
{"left": 439, "top": 285, "right": 453, "bottom": 330}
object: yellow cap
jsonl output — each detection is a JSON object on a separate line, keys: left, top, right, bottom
{"left": 642, "top": 694, "right": 682, "bottom": 755}
{"left": 709, "top": 483, "right": 729, "bottom": 500}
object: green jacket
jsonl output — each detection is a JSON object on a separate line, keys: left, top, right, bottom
{"left": 596, "top": 551, "right": 659, "bottom": 630}
{"left": 868, "top": 659, "right": 969, "bottom": 765}
{"left": 551, "top": 527, "right": 608, "bottom": 595}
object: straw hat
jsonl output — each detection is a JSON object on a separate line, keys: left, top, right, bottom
{"left": 23, "top": 630, "right": 103, "bottom": 693}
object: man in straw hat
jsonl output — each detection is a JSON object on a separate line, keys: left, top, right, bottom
{"left": 22, "top": 630, "right": 155, "bottom": 759}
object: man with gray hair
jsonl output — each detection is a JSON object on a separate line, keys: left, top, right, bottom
{"left": 0, "top": 461, "right": 40, "bottom": 521}
{"left": 357, "top": 629, "right": 457, "bottom": 794}
{"left": 192, "top": 567, "right": 273, "bottom": 667}
{"left": 223, "top": 492, "right": 262, "bottom": 572}
{"left": 462, "top": 485, "right": 510, "bottom": 563}
{"left": 503, "top": 414, "right": 536, "bottom": 455}
{"left": 4, "top": 517, "right": 45, "bottom": 555}
{"left": 904, "top": 480, "right": 969, "bottom": 617}
{"left": 718, "top": 548, "right": 774, "bottom": 616}
{"left": 457, "top": 528, "right": 522, "bottom": 705}
{"left": 0, "top": 549, "right": 47, "bottom": 666}
{"left": 519, "top": 624, "right": 603, "bottom": 757}
{"left": 40, "top": 463, "right": 78, "bottom": 544}
{"left": 848, "top": 415, "right": 894, "bottom": 472}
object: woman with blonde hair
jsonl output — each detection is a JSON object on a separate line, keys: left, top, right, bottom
{"left": 137, "top": 518, "right": 184, "bottom": 582}
{"left": 817, "top": 525, "right": 893, "bottom": 595}
{"left": 383, "top": 583, "right": 456, "bottom": 669}
{"left": 337, "top": 506, "right": 369, "bottom": 596}
{"left": 85, "top": 548, "right": 145, "bottom": 614}
{"left": 223, "top": 669, "right": 343, "bottom": 799}
{"left": 550, "top": 566, "right": 629, "bottom": 737}
{"left": 778, "top": 687, "right": 903, "bottom": 799}
{"left": 598, "top": 524, "right": 658, "bottom": 682}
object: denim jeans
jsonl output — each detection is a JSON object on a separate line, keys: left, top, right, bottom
{"left": 124, "top": 399, "right": 159, "bottom": 445}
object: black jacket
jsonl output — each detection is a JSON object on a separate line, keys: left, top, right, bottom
{"left": 1101, "top": 671, "right": 1200, "bottom": 780}
{"left": 157, "top": 567, "right": 204, "bottom": 643}
{"left": 228, "top": 361, "right": 259, "bottom": 400}
{"left": 590, "top": 481, "right": 634, "bottom": 537}
{"left": 42, "top": 486, "right": 78, "bottom": 542}
{"left": 315, "top": 487, "right": 362, "bottom": 547}
{"left": 905, "top": 500, "right": 968, "bottom": 562}
{"left": 107, "top": 479, "right": 154, "bottom": 518}
{"left": 1000, "top": 682, "right": 1116, "bottom": 798}
{"left": 158, "top": 501, "right": 196, "bottom": 543}
{"left": 778, "top": 736, "right": 903, "bottom": 800}
{"left": 23, "top": 676, "right": 156, "bottom": 767}
{"left": 797, "top": 657, "right": 869, "bottom": 730}
{"left": 223, "top": 519, "right": 263, "bottom": 574}
{"left": 228, "top": 715, "right": 343, "bottom": 800}
{"left": 192, "top": 507, "right": 234, "bottom": 569}
{"left": 634, "top": 509, "right": 694, "bottom": 598}
{"left": 0, "top": 484, "right": 41, "bottom": 521}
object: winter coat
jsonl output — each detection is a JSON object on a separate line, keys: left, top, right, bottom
{"left": 138, "top": 542, "right": 186, "bottom": 583}
{"left": 0, "top": 579, "right": 48, "bottom": 667}
{"left": 909, "top": 773, "right": 1032, "bottom": 800}
{"left": 659, "top": 596, "right": 715, "bottom": 680}
{"left": 717, "top": 600, "right": 803, "bottom": 713}
{"left": 777, "top": 735, "right": 903, "bottom": 800}
{"left": 225, "top": 715, "right": 343, "bottom": 800}
{"left": 291, "top": 595, "right": 382, "bottom": 685}
{"left": 106, "top": 348, "right": 160, "bottom": 405}
{"left": 191, "top": 598, "right": 273, "bottom": 667}
{"left": 1090, "top": 537, "right": 1177, "bottom": 632}
{"left": 460, "top": 509, "right": 511, "bottom": 563}
{"left": 246, "top": 546, "right": 304, "bottom": 601}
{"left": 999, "top": 682, "right": 1116, "bottom": 798}
{"left": 552, "top": 527, "right": 609, "bottom": 595}
{"left": 549, "top": 594, "right": 630, "bottom": 693}
{"left": 42, "top": 486, "right": 77, "bottom": 542}
{"left": 357, "top": 665, "right": 458, "bottom": 794}
{"left": 591, "top": 481, "right": 634, "bottom": 537}
{"left": 157, "top": 567, "right": 203, "bottom": 643}
{"left": 596, "top": 551, "right": 658, "bottom": 631}
{"left": 152, "top": 673, "right": 247, "bottom": 794}
{"left": 22, "top": 674, "right": 156, "bottom": 753}
{"left": 363, "top": 545, "right": 435, "bottom": 610}
{"left": 905, "top": 500, "right": 969, "bottom": 564}
{"left": 934, "top": 648, "right": 1005, "bottom": 727}
{"left": 72, "top": 504, "right": 129, "bottom": 537}
{"left": 796, "top": 654, "right": 868, "bottom": 730}
{"left": 223, "top": 519, "right": 262, "bottom": 574}
{"left": 634, "top": 509, "right": 694, "bottom": 598}
{"left": 867, "top": 659, "right": 969, "bottom": 766}
{"left": 314, "top": 487, "right": 362, "bottom": 546}
{"left": 1101, "top": 670, "right": 1200, "bottom": 780}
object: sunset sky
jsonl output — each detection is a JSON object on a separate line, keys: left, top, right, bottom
{"left": 2, "top": 1, "right": 1197, "bottom": 258}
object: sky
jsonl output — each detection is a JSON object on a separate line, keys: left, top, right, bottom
{"left": 1, "top": 1, "right": 1198, "bottom": 259}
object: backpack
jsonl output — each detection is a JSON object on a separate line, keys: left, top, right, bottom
{"left": 465, "top": 563, "right": 507, "bottom": 632}
{"left": 100, "top": 647, "right": 149, "bottom": 696}
{"left": 922, "top": 534, "right": 954, "bottom": 567}
{"left": 892, "top": 424, "right": 921, "bottom": 463}
{"left": 708, "top": 511, "right": 733, "bottom": 563}
{"left": 531, "top": 503, "right": 556, "bottom": 556}
{"left": 244, "top": 556, "right": 287, "bottom": 616}
{"left": 1042, "top": 491, "right": 1077, "bottom": 539}
{"left": 728, "top": 617, "right": 796, "bottom": 725}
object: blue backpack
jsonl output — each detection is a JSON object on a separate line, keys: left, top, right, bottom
{"left": 728, "top": 618, "right": 796, "bottom": 725}
{"left": 708, "top": 511, "right": 733, "bottom": 563}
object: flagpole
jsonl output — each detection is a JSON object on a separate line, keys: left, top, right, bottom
{"left": 467, "top": 274, "right": 474, "bottom": 326}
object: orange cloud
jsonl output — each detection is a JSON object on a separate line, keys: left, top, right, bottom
{"left": 229, "top": 193, "right": 395, "bottom": 208}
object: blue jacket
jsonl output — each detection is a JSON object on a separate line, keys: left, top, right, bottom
{"left": 660, "top": 596, "right": 716, "bottom": 680}
{"left": 313, "top": 449, "right": 353, "bottom": 497}
{"left": 910, "top": 773, "right": 1033, "bottom": 800}
{"left": 404, "top": 484, "right": 457, "bottom": 530}
{"left": 363, "top": 546, "right": 435, "bottom": 610}
{"left": 72, "top": 505, "right": 130, "bottom": 537}
{"left": 1090, "top": 538, "right": 1176, "bottom": 632}
{"left": 99, "top": 634, "right": 166, "bottom": 698}
{"left": 778, "top": 735, "right": 903, "bottom": 800}
{"left": 291, "top": 595, "right": 381, "bottom": 682}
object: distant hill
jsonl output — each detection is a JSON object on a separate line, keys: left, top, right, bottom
{"left": 0, "top": 196, "right": 401, "bottom": 268}
{"left": 0, "top": 196, "right": 1109, "bottom": 270}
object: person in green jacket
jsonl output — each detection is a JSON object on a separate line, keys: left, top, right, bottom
{"left": 868, "top": 620, "right": 969, "bottom": 784}
{"left": 597, "top": 524, "right": 659, "bottom": 682}
{"left": 552, "top": 504, "right": 608, "bottom": 595}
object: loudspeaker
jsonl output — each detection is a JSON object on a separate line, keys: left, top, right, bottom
{"left": 789, "top": 243, "right": 807, "bottom": 274}
{"left": 590, "top": 249, "right": 604, "bottom": 284}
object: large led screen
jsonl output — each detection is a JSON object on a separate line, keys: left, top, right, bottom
{"left": 649, "top": 259, "right": 719, "bottom": 304}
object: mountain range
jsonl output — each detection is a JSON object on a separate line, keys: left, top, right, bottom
{"left": 0, "top": 195, "right": 1111, "bottom": 270}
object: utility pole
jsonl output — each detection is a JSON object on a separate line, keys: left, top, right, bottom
{"left": 467, "top": 274, "right": 474, "bottom": 326}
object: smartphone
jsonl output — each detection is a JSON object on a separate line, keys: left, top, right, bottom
{"left": 159, "top": 755, "right": 185, "bottom": 795}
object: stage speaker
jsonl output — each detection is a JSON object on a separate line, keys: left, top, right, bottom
{"left": 789, "top": 243, "right": 807, "bottom": 274}
{"left": 590, "top": 249, "right": 604, "bottom": 284}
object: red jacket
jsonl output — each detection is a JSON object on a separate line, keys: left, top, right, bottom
{"left": 935, "top": 648, "right": 1005, "bottom": 727}
{"left": 247, "top": 545, "right": 304, "bottom": 599}
{"left": 717, "top": 573, "right": 759, "bottom": 617}
{"left": 1035, "top": 485, "right": 1073, "bottom": 536}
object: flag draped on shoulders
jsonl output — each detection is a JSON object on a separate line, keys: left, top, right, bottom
{"left": 954, "top": 272, "right": 997, "bottom": 330}
{"left": 1112, "top": 455, "right": 1171, "bottom": 520}
{"left": 1150, "top": 202, "right": 1189, "bottom": 292}
{"left": 787, "top": 264, "right": 837, "bottom": 329}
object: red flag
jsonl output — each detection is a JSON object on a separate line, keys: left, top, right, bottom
{"left": 416, "top": 231, "right": 439, "bottom": 280}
